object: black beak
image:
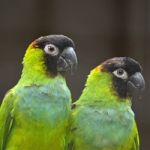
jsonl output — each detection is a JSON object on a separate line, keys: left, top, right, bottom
{"left": 57, "top": 47, "right": 78, "bottom": 73}
{"left": 127, "top": 72, "right": 145, "bottom": 99}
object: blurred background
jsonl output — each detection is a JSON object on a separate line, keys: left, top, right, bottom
{"left": 0, "top": 0, "right": 149, "bottom": 149}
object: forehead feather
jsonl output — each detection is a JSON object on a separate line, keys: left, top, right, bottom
{"left": 33, "top": 35, "right": 75, "bottom": 50}
{"left": 101, "top": 57, "right": 142, "bottom": 74}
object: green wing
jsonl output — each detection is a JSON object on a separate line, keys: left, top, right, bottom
{"left": 0, "top": 90, "right": 15, "bottom": 150}
{"left": 130, "top": 122, "right": 140, "bottom": 150}
{"left": 130, "top": 134, "right": 139, "bottom": 150}
{"left": 67, "top": 103, "right": 76, "bottom": 150}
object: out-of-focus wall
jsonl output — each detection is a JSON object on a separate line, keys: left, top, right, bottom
{"left": 0, "top": 0, "right": 149, "bottom": 149}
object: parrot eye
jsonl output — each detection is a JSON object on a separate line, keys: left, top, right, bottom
{"left": 44, "top": 44, "right": 59, "bottom": 56}
{"left": 113, "top": 68, "right": 128, "bottom": 80}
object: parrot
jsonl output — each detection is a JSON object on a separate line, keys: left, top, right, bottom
{"left": 70, "top": 57, "right": 145, "bottom": 150}
{"left": 0, "top": 35, "right": 77, "bottom": 150}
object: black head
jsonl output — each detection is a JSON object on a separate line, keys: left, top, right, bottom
{"left": 32, "top": 35, "right": 78, "bottom": 75}
{"left": 102, "top": 57, "right": 145, "bottom": 99}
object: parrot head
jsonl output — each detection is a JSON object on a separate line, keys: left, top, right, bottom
{"left": 100, "top": 57, "right": 145, "bottom": 99}
{"left": 24, "top": 35, "right": 77, "bottom": 75}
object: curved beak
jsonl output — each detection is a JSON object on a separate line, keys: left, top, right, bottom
{"left": 127, "top": 72, "right": 145, "bottom": 99}
{"left": 57, "top": 47, "right": 78, "bottom": 73}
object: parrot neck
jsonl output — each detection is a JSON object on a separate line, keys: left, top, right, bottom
{"left": 79, "top": 68, "right": 131, "bottom": 104}
{"left": 18, "top": 46, "right": 62, "bottom": 85}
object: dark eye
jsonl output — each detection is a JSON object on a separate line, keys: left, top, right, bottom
{"left": 49, "top": 46, "right": 55, "bottom": 52}
{"left": 44, "top": 44, "right": 59, "bottom": 56}
{"left": 113, "top": 68, "right": 128, "bottom": 79}
{"left": 117, "top": 68, "right": 124, "bottom": 75}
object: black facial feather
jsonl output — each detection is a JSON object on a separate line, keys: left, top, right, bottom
{"left": 45, "top": 55, "right": 58, "bottom": 75}
{"left": 102, "top": 57, "right": 142, "bottom": 98}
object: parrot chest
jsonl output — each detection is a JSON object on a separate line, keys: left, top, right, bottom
{"left": 73, "top": 104, "right": 135, "bottom": 150}
{"left": 13, "top": 84, "right": 71, "bottom": 127}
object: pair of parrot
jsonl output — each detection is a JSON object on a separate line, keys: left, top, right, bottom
{"left": 0, "top": 35, "right": 145, "bottom": 150}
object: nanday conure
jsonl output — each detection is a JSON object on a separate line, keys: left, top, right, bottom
{"left": 0, "top": 35, "right": 77, "bottom": 150}
{"left": 71, "top": 57, "right": 145, "bottom": 150}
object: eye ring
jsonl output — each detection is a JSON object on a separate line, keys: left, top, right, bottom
{"left": 44, "top": 44, "right": 59, "bottom": 56}
{"left": 113, "top": 68, "right": 128, "bottom": 80}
